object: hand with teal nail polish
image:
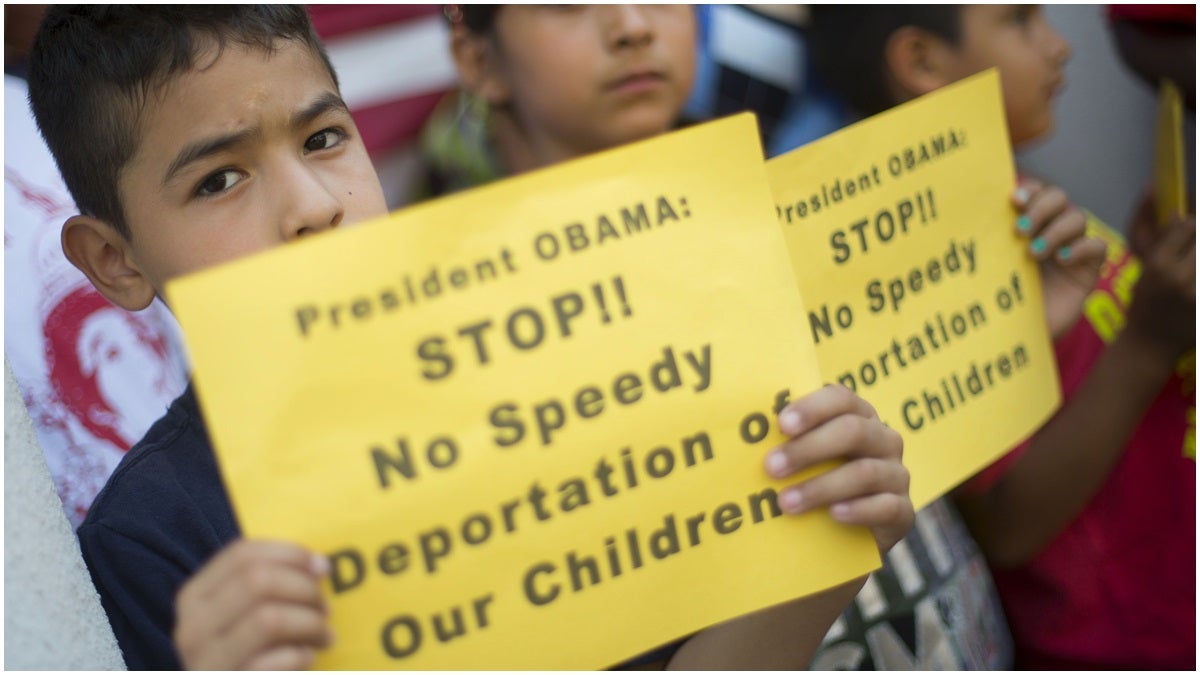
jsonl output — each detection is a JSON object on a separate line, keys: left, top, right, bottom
{"left": 1012, "top": 178, "right": 1105, "bottom": 339}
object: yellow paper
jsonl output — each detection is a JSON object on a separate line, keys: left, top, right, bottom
{"left": 1155, "top": 78, "right": 1187, "bottom": 227}
{"left": 167, "top": 114, "right": 880, "bottom": 670}
{"left": 768, "top": 70, "right": 1061, "bottom": 508}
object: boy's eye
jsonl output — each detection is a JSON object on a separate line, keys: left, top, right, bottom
{"left": 195, "top": 169, "right": 243, "bottom": 196}
{"left": 304, "top": 128, "right": 346, "bottom": 153}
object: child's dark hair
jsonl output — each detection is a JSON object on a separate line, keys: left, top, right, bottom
{"left": 445, "top": 4, "right": 501, "bottom": 34}
{"left": 807, "top": 5, "right": 963, "bottom": 117}
{"left": 26, "top": 5, "right": 336, "bottom": 240}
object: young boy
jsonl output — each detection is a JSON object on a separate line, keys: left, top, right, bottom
{"left": 29, "top": 6, "right": 915, "bottom": 670}
{"left": 805, "top": 5, "right": 1196, "bottom": 669}
{"left": 27, "top": 5, "right": 388, "bottom": 669}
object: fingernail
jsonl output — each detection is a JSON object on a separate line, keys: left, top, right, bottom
{"left": 311, "top": 554, "right": 331, "bottom": 576}
{"left": 779, "top": 489, "right": 803, "bottom": 513}
{"left": 1030, "top": 237, "right": 1046, "bottom": 254}
{"left": 779, "top": 410, "right": 801, "bottom": 434}
{"left": 1016, "top": 215, "right": 1032, "bottom": 233}
{"left": 830, "top": 503, "right": 851, "bottom": 520}
{"left": 1014, "top": 187, "right": 1030, "bottom": 204}
{"left": 765, "top": 450, "right": 789, "bottom": 477}
{"left": 1057, "top": 246, "right": 1071, "bottom": 260}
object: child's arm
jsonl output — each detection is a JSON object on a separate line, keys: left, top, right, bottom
{"left": 173, "top": 540, "right": 333, "bottom": 670}
{"left": 956, "top": 192, "right": 1195, "bottom": 569}
{"left": 665, "top": 385, "right": 914, "bottom": 669}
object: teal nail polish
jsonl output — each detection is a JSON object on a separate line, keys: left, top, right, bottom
{"left": 1057, "top": 246, "right": 1071, "bottom": 260}
{"left": 1017, "top": 215, "right": 1032, "bottom": 232}
{"left": 1031, "top": 237, "right": 1046, "bottom": 254}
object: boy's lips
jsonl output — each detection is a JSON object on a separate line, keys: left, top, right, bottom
{"left": 606, "top": 69, "right": 667, "bottom": 95}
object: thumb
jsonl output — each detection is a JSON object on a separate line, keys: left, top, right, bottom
{"left": 1128, "top": 187, "right": 1157, "bottom": 258}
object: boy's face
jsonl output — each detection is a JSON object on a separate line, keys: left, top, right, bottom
{"left": 114, "top": 39, "right": 387, "bottom": 301}
{"left": 486, "top": 5, "right": 696, "bottom": 165}
{"left": 945, "top": 5, "right": 1070, "bottom": 145}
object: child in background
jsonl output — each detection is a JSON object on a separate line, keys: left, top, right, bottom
{"left": 804, "top": 5, "right": 1195, "bottom": 669}
{"left": 420, "top": 4, "right": 697, "bottom": 195}
{"left": 428, "top": 4, "right": 1103, "bottom": 670}
{"left": 29, "top": 5, "right": 914, "bottom": 670}
{"left": 769, "top": 5, "right": 1083, "bottom": 668}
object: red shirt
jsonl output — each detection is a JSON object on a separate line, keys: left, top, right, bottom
{"left": 967, "top": 218, "right": 1196, "bottom": 669}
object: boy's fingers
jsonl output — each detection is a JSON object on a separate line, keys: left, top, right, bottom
{"left": 182, "top": 539, "right": 326, "bottom": 602}
{"left": 830, "top": 492, "right": 915, "bottom": 554}
{"left": 244, "top": 645, "right": 319, "bottom": 671}
{"left": 175, "top": 542, "right": 330, "bottom": 662}
{"left": 829, "top": 491, "right": 913, "bottom": 526}
{"left": 776, "top": 457, "right": 910, "bottom": 515}
{"left": 178, "top": 562, "right": 328, "bottom": 655}
{"left": 177, "top": 541, "right": 327, "bottom": 607}
{"left": 205, "top": 561, "right": 328, "bottom": 627}
{"left": 221, "top": 603, "right": 333, "bottom": 669}
{"left": 777, "top": 384, "right": 881, "bottom": 436}
{"left": 768, "top": 406, "right": 902, "bottom": 479}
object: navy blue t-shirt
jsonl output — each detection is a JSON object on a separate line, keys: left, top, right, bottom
{"left": 77, "top": 384, "right": 238, "bottom": 670}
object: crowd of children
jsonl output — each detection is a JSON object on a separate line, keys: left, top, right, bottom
{"left": 16, "top": 4, "right": 1195, "bottom": 670}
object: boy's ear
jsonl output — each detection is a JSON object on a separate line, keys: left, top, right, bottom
{"left": 449, "top": 26, "right": 510, "bottom": 106}
{"left": 61, "top": 215, "right": 157, "bottom": 311}
{"left": 883, "top": 26, "right": 960, "bottom": 102}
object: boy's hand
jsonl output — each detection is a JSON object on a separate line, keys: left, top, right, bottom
{"left": 174, "top": 539, "right": 333, "bottom": 670}
{"left": 1013, "top": 179, "right": 1106, "bottom": 339}
{"left": 1126, "top": 207, "right": 1196, "bottom": 364}
{"left": 764, "top": 385, "right": 913, "bottom": 555}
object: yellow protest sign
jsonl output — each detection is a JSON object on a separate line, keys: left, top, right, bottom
{"left": 767, "top": 70, "right": 1061, "bottom": 508}
{"left": 167, "top": 113, "right": 880, "bottom": 670}
{"left": 1155, "top": 78, "right": 1187, "bottom": 227}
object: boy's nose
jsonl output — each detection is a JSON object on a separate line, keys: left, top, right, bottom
{"left": 605, "top": 5, "right": 654, "bottom": 49}
{"left": 278, "top": 166, "right": 344, "bottom": 240}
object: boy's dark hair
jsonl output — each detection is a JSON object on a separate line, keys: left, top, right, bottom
{"left": 27, "top": 5, "right": 337, "bottom": 240}
{"left": 807, "top": 5, "right": 963, "bottom": 117}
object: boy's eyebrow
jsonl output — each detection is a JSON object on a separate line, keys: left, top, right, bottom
{"left": 291, "top": 91, "right": 351, "bottom": 129}
{"left": 163, "top": 128, "right": 256, "bottom": 187}
{"left": 162, "top": 91, "right": 350, "bottom": 187}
